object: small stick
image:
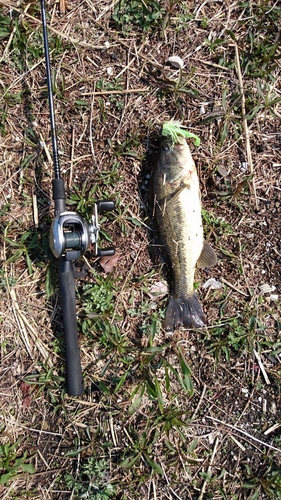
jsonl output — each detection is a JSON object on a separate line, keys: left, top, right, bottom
{"left": 40, "top": 133, "right": 52, "bottom": 164}
{"left": 234, "top": 44, "right": 258, "bottom": 209}
{"left": 191, "top": 383, "right": 207, "bottom": 420}
{"left": 0, "top": 420, "right": 63, "bottom": 437}
{"left": 198, "top": 437, "right": 220, "bottom": 500}
{"left": 253, "top": 349, "right": 270, "bottom": 385}
{"left": 109, "top": 415, "right": 117, "bottom": 447}
{"left": 206, "top": 416, "right": 281, "bottom": 453}
{"left": 69, "top": 126, "right": 75, "bottom": 187}
{"left": 160, "top": 461, "right": 183, "bottom": 500}
{"left": 89, "top": 88, "right": 97, "bottom": 165}
{"left": 59, "top": 0, "right": 66, "bottom": 15}
{"left": 264, "top": 423, "right": 281, "bottom": 436}
{"left": 230, "top": 435, "right": 246, "bottom": 451}
{"left": 220, "top": 276, "right": 248, "bottom": 297}
{"left": 198, "top": 59, "right": 230, "bottom": 71}
{"left": 10, "top": 288, "right": 33, "bottom": 357}
{"left": 32, "top": 192, "right": 39, "bottom": 228}
{"left": 0, "top": 0, "right": 19, "bottom": 7}
{"left": 81, "top": 88, "right": 150, "bottom": 96}
{"left": 115, "top": 56, "right": 136, "bottom": 79}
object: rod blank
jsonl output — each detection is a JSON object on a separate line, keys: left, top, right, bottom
{"left": 40, "top": 0, "right": 60, "bottom": 179}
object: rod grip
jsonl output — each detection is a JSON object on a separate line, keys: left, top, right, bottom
{"left": 58, "top": 257, "right": 84, "bottom": 396}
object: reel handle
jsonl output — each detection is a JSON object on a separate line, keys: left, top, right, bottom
{"left": 97, "top": 247, "right": 115, "bottom": 257}
{"left": 96, "top": 200, "right": 115, "bottom": 213}
{"left": 58, "top": 257, "right": 84, "bottom": 396}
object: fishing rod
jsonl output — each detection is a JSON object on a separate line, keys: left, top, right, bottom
{"left": 40, "top": 0, "right": 115, "bottom": 396}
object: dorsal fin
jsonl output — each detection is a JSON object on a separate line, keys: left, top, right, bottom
{"left": 197, "top": 241, "right": 217, "bottom": 268}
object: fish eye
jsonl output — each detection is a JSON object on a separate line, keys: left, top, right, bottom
{"left": 162, "top": 142, "right": 170, "bottom": 152}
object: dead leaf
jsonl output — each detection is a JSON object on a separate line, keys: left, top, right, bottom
{"left": 167, "top": 55, "right": 184, "bottom": 69}
{"left": 20, "top": 381, "right": 32, "bottom": 408}
{"left": 217, "top": 165, "right": 228, "bottom": 177}
{"left": 99, "top": 251, "right": 121, "bottom": 273}
{"left": 202, "top": 278, "right": 223, "bottom": 290}
{"left": 148, "top": 281, "right": 169, "bottom": 298}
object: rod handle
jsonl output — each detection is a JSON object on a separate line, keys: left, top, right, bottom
{"left": 58, "top": 257, "right": 84, "bottom": 396}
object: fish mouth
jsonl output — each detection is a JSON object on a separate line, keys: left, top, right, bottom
{"left": 173, "top": 141, "right": 185, "bottom": 150}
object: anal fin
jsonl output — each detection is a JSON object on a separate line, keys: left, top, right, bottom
{"left": 197, "top": 240, "right": 217, "bottom": 268}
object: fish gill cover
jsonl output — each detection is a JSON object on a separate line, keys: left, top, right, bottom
{"left": 161, "top": 120, "right": 201, "bottom": 147}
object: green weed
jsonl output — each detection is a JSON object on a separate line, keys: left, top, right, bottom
{"left": 0, "top": 268, "right": 17, "bottom": 291}
{"left": 0, "top": 9, "right": 11, "bottom": 39}
{"left": 199, "top": 87, "right": 242, "bottom": 144}
{"left": 200, "top": 76, "right": 280, "bottom": 142}
{"left": 245, "top": 79, "right": 281, "bottom": 121}
{"left": 112, "top": 0, "right": 165, "bottom": 34}
{"left": 0, "top": 6, "right": 66, "bottom": 72}
{"left": 121, "top": 425, "right": 163, "bottom": 475}
{"left": 175, "top": 7, "right": 193, "bottom": 31}
{"left": 237, "top": 2, "right": 281, "bottom": 78}
{"left": 4, "top": 229, "right": 41, "bottom": 275}
{"left": 242, "top": 462, "right": 281, "bottom": 500}
{"left": 112, "top": 130, "right": 144, "bottom": 159}
{"left": 64, "top": 457, "right": 116, "bottom": 499}
{"left": 204, "top": 316, "right": 253, "bottom": 362}
{"left": 127, "top": 297, "right": 165, "bottom": 341}
{"left": 0, "top": 438, "right": 34, "bottom": 486}
{"left": 201, "top": 209, "right": 233, "bottom": 241}
{"left": 24, "top": 365, "right": 66, "bottom": 405}
{"left": 131, "top": 344, "right": 194, "bottom": 415}
{"left": 79, "top": 273, "right": 120, "bottom": 338}
{"left": 67, "top": 168, "right": 120, "bottom": 221}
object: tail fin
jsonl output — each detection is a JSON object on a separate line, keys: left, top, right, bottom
{"left": 164, "top": 294, "right": 206, "bottom": 332}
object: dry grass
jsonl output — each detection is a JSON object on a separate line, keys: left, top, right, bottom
{"left": 0, "top": 0, "right": 281, "bottom": 498}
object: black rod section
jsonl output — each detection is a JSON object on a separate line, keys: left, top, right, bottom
{"left": 40, "top": 0, "right": 60, "bottom": 179}
{"left": 59, "top": 257, "right": 84, "bottom": 396}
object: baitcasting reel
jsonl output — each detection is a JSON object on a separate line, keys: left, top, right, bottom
{"left": 49, "top": 201, "right": 115, "bottom": 260}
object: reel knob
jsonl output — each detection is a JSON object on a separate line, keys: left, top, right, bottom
{"left": 96, "top": 200, "right": 115, "bottom": 213}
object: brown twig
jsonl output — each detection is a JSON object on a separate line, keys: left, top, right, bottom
{"left": 253, "top": 349, "right": 270, "bottom": 385}
{"left": 234, "top": 44, "right": 258, "bottom": 209}
{"left": 206, "top": 416, "right": 281, "bottom": 453}
{"left": 81, "top": 88, "right": 150, "bottom": 96}
{"left": 198, "top": 437, "right": 220, "bottom": 500}
{"left": 220, "top": 276, "right": 248, "bottom": 297}
{"left": 69, "top": 126, "right": 75, "bottom": 187}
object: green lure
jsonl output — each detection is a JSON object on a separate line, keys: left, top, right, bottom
{"left": 162, "top": 120, "right": 201, "bottom": 147}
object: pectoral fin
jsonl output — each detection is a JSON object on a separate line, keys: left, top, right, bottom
{"left": 197, "top": 240, "right": 217, "bottom": 268}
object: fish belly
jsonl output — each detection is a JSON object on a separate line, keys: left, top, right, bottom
{"left": 157, "top": 184, "right": 203, "bottom": 298}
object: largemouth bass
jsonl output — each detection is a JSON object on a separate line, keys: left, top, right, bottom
{"left": 152, "top": 136, "right": 217, "bottom": 332}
